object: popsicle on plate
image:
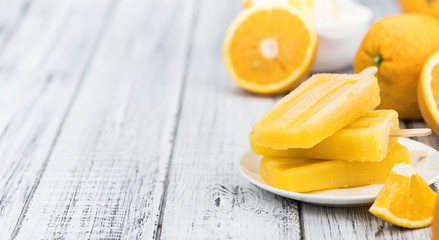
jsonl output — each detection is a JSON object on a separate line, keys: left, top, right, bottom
{"left": 250, "top": 110, "right": 399, "bottom": 162}
{"left": 260, "top": 143, "right": 411, "bottom": 193}
{"left": 253, "top": 73, "right": 380, "bottom": 149}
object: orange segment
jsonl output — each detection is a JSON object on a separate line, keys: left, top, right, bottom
{"left": 369, "top": 163, "right": 438, "bottom": 228}
{"left": 418, "top": 50, "right": 439, "bottom": 135}
{"left": 223, "top": 3, "right": 317, "bottom": 94}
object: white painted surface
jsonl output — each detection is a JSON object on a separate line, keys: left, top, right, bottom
{"left": 0, "top": 0, "right": 435, "bottom": 239}
{"left": 0, "top": 0, "right": 115, "bottom": 238}
{"left": 11, "top": 0, "right": 197, "bottom": 239}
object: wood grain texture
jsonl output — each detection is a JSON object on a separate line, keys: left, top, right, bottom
{"left": 159, "top": 0, "right": 300, "bottom": 239}
{"left": 0, "top": 0, "right": 31, "bottom": 50}
{"left": 0, "top": 0, "right": 115, "bottom": 238}
{"left": 300, "top": 204, "right": 432, "bottom": 240}
{"left": 12, "top": 0, "right": 197, "bottom": 239}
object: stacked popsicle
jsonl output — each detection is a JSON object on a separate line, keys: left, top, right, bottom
{"left": 250, "top": 69, "right": 427, "bottom": 193}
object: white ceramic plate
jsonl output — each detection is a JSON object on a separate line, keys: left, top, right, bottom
{"left": 239, "top": 138, "right": 439, "bottom": 207}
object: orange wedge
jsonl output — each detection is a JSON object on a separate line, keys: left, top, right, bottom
{"left": 369, "top": 163, "right": 437, "bottom": 228}
{"left": 419, "top": 50, "right": 439, "bottom": 136}
{"left": 223, "top": 3, "right": 317, "bottom": 94}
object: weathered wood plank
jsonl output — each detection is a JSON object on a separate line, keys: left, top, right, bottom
{"left": 12, "top": 0, "right": 197, "bottom": 239}
{"left": 300, "top": 203, "right": 431, "bottom": 240}
{"left": 159, "top": 0, "right": 301, "bottom": 239}
{"left": 0, "top": 0, "right": 115, "bottom": 238}
{"left": 0, "top": 0, "right": 33, "bottom": 51}
{"left": 0, "top": 0, "right": 88, "bottom": 72}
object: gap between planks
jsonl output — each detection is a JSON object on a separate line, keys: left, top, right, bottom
{"left": 158, "top": 0, "right": 301, "bottom": 238}
{"left": 154, "top": 0, "right": 201, "bottom": 239}
{"left": 9, "top": 0, "right": 120, "bottom": 238}
{"left": 153, "top": 0, "right": 202, "bottom": 239}
{"left": 0, "top": 0, "right": 119, "bottom": 238}
{"left": 11, "top": 0, "right": 200, "bottom": 238}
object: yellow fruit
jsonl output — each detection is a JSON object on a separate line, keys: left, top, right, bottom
{"left": 399, "top": 0, "right": 439, "bottom": 19}
{"left": 418, "top": 50, "right": 439, "bottom": 136}
{"left": 223, "top": 3, "right": 317, "bottom": 94}
{"left": 241, "top": 0, "right": 252, "bottom": 8}
{"left": 369, "top": 163, "right": 438, "bottom": 229}
{"left": 353, "top": 13, "right": 439, "bottom": 119}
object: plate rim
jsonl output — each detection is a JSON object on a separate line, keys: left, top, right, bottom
{"left": 239, "top": 137, "right": 439, "bottom": 206}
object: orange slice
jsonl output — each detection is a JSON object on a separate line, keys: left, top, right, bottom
{"left": 223, "top": 3, "right": 317, "bottom": 94}
{"left": 419, "top": 50, "right": 439, "bottom": 135}
{"left": 369, "top": 163, "right": 437, "bottom": 228}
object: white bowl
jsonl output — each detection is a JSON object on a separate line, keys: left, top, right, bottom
{"left": 311, "top": 1, "right": 373, "bottom": 72}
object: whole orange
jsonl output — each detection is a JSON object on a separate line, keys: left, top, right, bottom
{"left": 354, "top": 14, "right": 439, "bottom": 119}
{"left": 400, "top": 0, "right": 439, "bottom": 19}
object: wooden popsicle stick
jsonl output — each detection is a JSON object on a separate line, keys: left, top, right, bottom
{"left": 409, "top": 150, "right": 427, "bottom": 159}
{"left": 390, "top": 128, "right": 432, "bottom": 137}
{"left": 359, "top": 66, "right": 378, "bottom": 75}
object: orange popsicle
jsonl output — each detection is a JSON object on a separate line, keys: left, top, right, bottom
{"left": 260, "top": 143, "right": 411, "bottom": 193}
{"left": 254, "top": 73, "right": 380, "bottom": 149}
{"left": 251, "top": 110, "right": 398, "bottom": 162}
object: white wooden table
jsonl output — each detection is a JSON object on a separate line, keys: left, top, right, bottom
{"left": 0, "top": 0, "right": 436, "bottom": 239}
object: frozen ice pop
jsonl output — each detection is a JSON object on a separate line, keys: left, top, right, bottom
{"left": 250, "top": 110, "right": 399, "bottom": 162}
{"left": 260, "top": 143, "right": 411, "bottom": 193}
{"left": 253, "top": 73, "right": 380, "bottom": 149}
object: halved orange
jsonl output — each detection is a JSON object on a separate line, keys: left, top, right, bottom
{"left": 223, "top": 3, "right": 317, "bottom": 94}
{"left": 369, "top": 163, "right": 437, "bottom": 228}
{"left": 419, "top": 50, "right": 439, "bottom": 136}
